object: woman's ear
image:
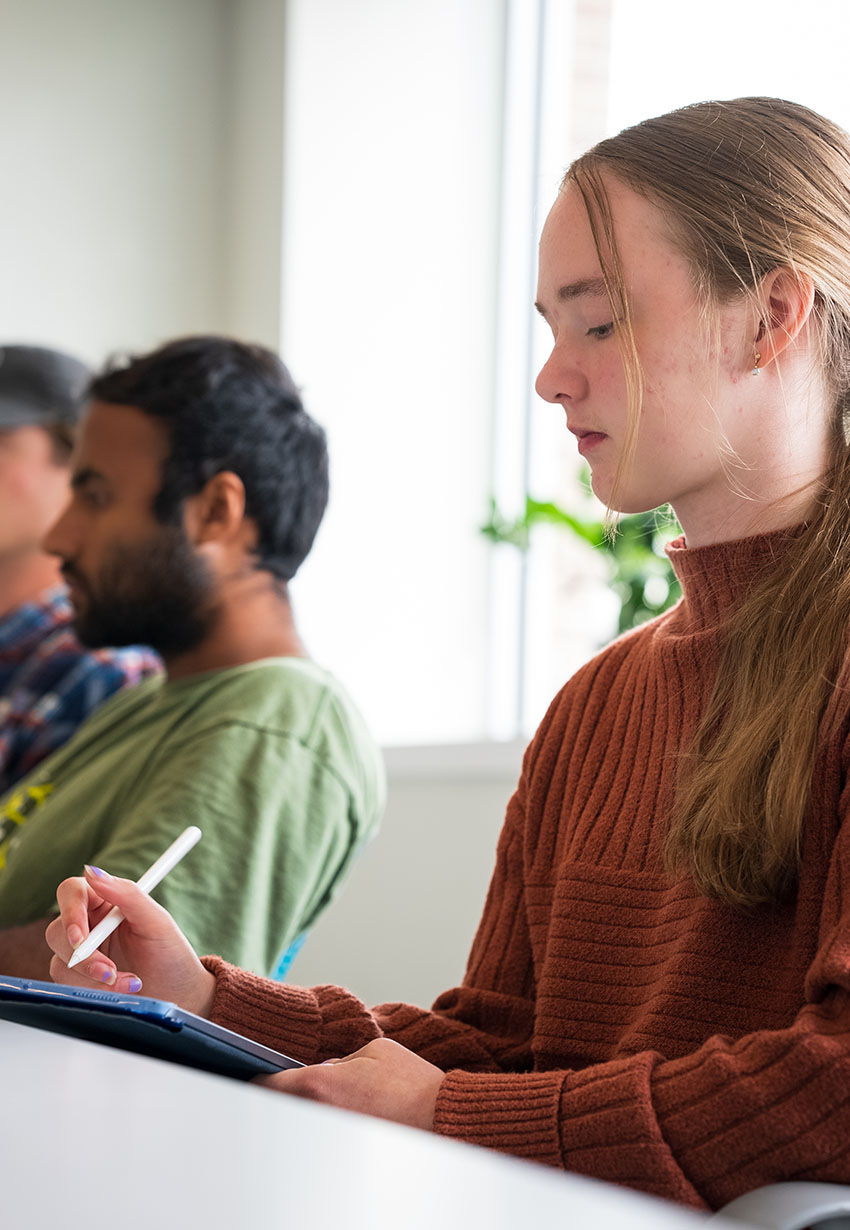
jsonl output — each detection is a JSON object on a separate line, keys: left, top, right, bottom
{"left": 183, "top": 471, "right": 247, "bottom": 546}
{"left": 756, "top": 268, "right": 816, "bottom": 366}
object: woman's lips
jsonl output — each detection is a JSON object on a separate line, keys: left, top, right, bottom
{"left": 571, "top": 428, "right": 607, "bottom": 456}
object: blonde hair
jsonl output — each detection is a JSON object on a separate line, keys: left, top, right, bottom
{"left": 564, "top": 98, "right": 850, "bottom": 906}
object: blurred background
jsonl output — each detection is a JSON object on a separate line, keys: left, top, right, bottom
{"left": 3, "top": 0, "right": 849, "bottom": 1003}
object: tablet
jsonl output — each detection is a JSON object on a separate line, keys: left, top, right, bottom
{"left": 0, "top": 975, "right": 304, "bottom": 1081}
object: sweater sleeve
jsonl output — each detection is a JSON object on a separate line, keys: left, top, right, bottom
{"left": 202, "top": 772, "right": 539, "bottom": 1070}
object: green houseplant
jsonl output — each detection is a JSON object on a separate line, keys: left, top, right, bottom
{"left": 481, "top": 494, "right": 681, "bottom": 634}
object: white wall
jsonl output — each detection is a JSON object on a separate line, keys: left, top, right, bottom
{"left": 220, "top": 0, "right": 288, "bottom": 350}
{"left": 0, "top": 0, "right": 224, "bottom": 361}
{"left": 0, "top": 0, "right": 287, "bottom": 363}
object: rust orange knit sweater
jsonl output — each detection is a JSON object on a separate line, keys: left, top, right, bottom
{"left": 204, "top": 530, "right": 850, "bottom": 1211}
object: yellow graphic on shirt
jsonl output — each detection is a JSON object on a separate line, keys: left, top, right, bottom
{"left": 0, "top": 781, "right": 54, "bottom": 870}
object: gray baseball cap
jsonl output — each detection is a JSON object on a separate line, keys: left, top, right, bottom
{"left": 0, "top": 344, "right": 91, "bottom": 429}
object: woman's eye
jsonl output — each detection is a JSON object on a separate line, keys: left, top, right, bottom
{"left": 587, "top": 321, "right": 614, "bottom": 339}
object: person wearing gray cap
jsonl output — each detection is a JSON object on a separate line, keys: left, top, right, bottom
{"left": 0, "top": 345, "right": 161, "bottom": 792}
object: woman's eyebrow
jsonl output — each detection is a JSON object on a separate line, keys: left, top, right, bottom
{"left": 534, "top": 277, "right": 608, "bottom": 316}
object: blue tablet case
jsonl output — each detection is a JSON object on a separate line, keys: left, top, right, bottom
{"left": 0, "top": 975, "right": 304, "bottom": 1080}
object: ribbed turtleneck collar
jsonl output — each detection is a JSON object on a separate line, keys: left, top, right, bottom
{"left": 664, "top": 525, "right": 805, "bottom": 630}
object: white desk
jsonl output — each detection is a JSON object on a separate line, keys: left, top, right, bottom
{"left": 1, "top": 1019, "right": 751, "bottom": 1228}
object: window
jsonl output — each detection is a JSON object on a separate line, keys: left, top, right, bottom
{"left": 280, "top": 0, "right": 508, "bottom": 746}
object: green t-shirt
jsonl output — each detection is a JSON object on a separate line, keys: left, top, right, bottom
{"left": 0, "top": 657, "right": 385, "bottom": 976}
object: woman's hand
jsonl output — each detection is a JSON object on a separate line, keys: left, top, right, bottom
{"left": 45, "top": 865, "right": 216, "bottom": 1018}
{"left": 255, "top": 1038, "right": 444, "bottom": 1130}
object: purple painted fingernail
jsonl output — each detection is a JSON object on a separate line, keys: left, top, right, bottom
{"left": 128, "top": 977, "right": 142, "bottom": 993}
{"left": 101, "top": 968, "right": 113, "bottom": 983}
{"left": 85, "top": 864, "right": 106, "bottom": 878}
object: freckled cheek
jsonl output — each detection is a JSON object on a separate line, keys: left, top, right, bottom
{"left": 594, "top": 363, "right": 628, "bottom": 400}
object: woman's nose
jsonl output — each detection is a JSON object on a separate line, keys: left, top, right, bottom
{"left": 535, "top": 346, "right": 588, "bottom": 405}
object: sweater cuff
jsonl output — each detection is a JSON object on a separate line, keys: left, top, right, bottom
{"left": 557, "top": 1055, "right": 705, "bottom": 1207}
{"left": 200, "top": 955, "right": 323, "bottom": 1065}
{"left": 433, "top": 1069, "right": 567, "bottom": 1167}
{"left": 433, "top": 1059, "right": 705, "bottom": 1209}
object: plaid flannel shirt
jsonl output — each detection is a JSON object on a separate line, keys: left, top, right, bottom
{"left": 0, "top": 587, "right": 162, "bottom": 792}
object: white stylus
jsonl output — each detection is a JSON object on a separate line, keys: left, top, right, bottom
{"left": 67, "top": 825, "right": 202, "bottom": 969}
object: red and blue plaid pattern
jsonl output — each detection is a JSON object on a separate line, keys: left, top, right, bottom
{"left": 0, "top": 587, "right": 161, "bottom": 792}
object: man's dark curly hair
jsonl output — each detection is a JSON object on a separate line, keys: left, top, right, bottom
{"left": 89, "top": 335, "right": 329, "bottom": 582}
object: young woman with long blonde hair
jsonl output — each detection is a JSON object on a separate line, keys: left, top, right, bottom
{"left": 46, "top": 97, "right": 850, "bottom": 1210}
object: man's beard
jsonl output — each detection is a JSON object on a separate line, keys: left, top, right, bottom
{"left": 63, "top": 527, "right": 216, "bottom": 658}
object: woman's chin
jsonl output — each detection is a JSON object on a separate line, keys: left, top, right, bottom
{"left": 599, "top": 488, "right": 670, "bottom": 519}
